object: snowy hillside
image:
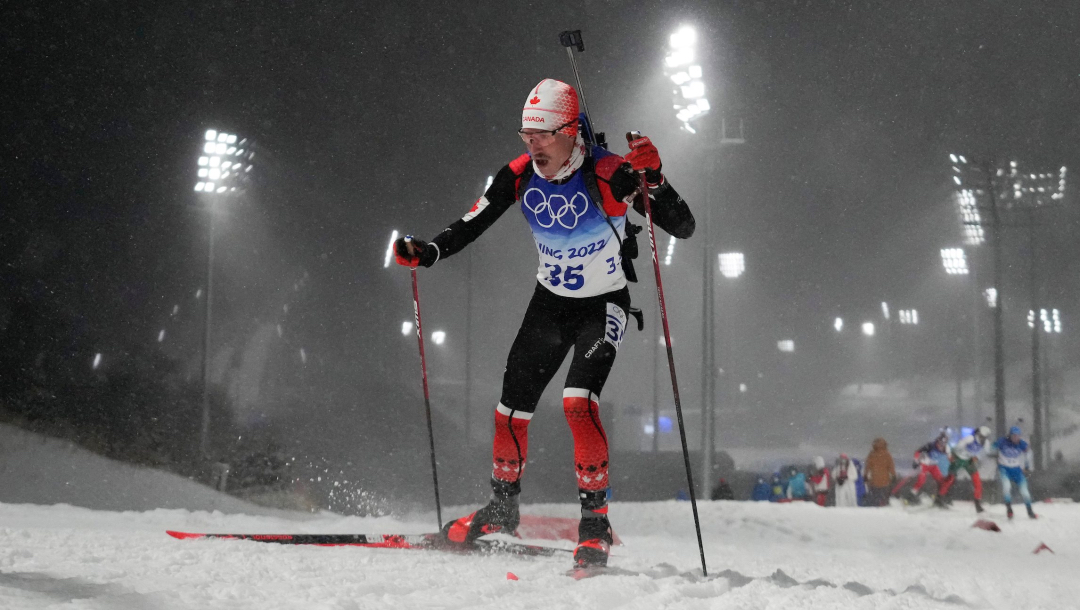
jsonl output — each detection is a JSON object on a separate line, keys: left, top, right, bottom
{"left": 0, "top": 423, "right": 292, "bottom": 515}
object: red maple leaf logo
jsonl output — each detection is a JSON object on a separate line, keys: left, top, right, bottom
{"left": 529, "top": 96, "right": 541, "bottom": 104}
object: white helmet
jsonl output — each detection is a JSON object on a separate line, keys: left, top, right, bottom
{"left": 977, "top": 425, "right": 991, "bottom": 439}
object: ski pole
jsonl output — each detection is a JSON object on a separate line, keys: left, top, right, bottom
{"left": 411, "top": 267, "right": 443, "bottom": 529}
{"left": 637, "top": 163, "right": 708, "bottom": 578}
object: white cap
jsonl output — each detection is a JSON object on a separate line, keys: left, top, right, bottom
{"left": 522, "top": 79, "right": 579, "bottom": 136}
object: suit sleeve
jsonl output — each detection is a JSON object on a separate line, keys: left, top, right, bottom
{"left": 429, "top": 157, "right": 527, "bottom": 260}
{"left": 604, "top": 164, "right": 696, "bottom": 239}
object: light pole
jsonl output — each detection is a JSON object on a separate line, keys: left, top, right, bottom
{"left": 664, "top": 24, "right": 745, "bottom": 499}
{"left": 941, "top": 247, "right": 980, "bottom": 427}
{"left": 193, "top": 128, "right": 254, "bottom": 459}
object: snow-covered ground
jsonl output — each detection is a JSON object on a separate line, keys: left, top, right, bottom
{"left": 1, "top": 424, "right": 1077, "bottom": 609}
{"left": 0, "top": 499, "right": 1076, "bottom": 610}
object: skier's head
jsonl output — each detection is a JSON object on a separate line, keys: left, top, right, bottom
{"left": 813, "top": 456, "right": 825, "bottom": 470}
{"left": 976, "top": 425, "right": 991, "bottom": 440}
{"left": 520, "top": 79, "right": 580, "bottom": 177}
{"left": 1009, "top": 426, "right": 1022, "bottom": 441}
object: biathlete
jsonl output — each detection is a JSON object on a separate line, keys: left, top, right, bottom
{"left": 990, "top": 426, "right": 1037, "bottom": 520}
{"left": 394, "top": 79, "right": 695, "bottom": 567}
{"left": 938, "top": 425, "right": 990, "bottom": 513}
{"left": 906, "top": 432, "right": 951, "bottom": 507}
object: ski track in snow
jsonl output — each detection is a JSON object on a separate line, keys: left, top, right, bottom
{"left": 0, "top": 499, "right": 1075, "bottom": 610}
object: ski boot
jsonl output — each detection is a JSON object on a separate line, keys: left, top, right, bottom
{"left": 1006, "top": 503, "right": 1014, "bottom": 520}
{"left": 932, "top": 494, "right": 948, "bottom": 509}
{"left": 1027, "top": 505, "right": 1038, "bottom": 520}
{"left": 573, "top": 514, "right": 613, "bottom": 569}
{"left": 441, "top": 480, "right": 520, "bottom": 547}
{"left": 974, "top": 499, "right": 984, "bottom": 514}
{"left": 903, "top": 489, "right": 920, "bottom": 505}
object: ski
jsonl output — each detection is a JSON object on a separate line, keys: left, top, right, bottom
{"left": 166, "top": 530, "right": 570, "bottom": 556}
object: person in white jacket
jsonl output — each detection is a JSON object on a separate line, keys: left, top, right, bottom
{"left": 832, "top": 453, "right": 860, "bottom": 507}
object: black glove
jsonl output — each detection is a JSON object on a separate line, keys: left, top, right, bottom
{"left": 394, "top": 236, "right": 439, "bottom": 268}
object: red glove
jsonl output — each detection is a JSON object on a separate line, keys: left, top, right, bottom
{"left": 625, "top": 133, "right": 663, "bottom": 186}
{"left": 394, "top": 236, "right": 439, "bottom": 268}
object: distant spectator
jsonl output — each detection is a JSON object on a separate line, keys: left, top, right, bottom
{"left": 863, "top": 438, "right": 896, "bottom": 507}
{"left": 833, "top": 454, "right": 860, "bottom": 507}
{"left": 808, "top": 456, "right": 830, "bottom": 506}
{"left": 786, "top": 467, "right": 808, "bottom": 501}
{"left": 751, "top": 476, "right": 771, "bottom": 501}
{"left": 769, "top": 472, "right": 786, "bottom": 502}
{"left": 712, "top": 478, "right": 735, "bottom": 501}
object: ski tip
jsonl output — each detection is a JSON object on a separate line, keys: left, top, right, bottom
{"left": 506, "top": 572, "right": 519, "bottom": 581}
{"left": 166, "top": 530, "right": 201, "bottom": 540}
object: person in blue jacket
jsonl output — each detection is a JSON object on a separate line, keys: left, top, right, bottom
{"left": 786, "top": 466, "right": 809, "bottom": 500}
{"left": 751, "top": 476, "right": 772, "bottom": 501}
{"left": 769, "top": 472, "right": 786, "bottom": 502}
{"left": 991, "top": 426, "right": 1036, "bottom": 519}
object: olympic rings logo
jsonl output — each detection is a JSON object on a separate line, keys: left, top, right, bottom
{"left": 522, "top": 188, "right": 590, "bottom": 229}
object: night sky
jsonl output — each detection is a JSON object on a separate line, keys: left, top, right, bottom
{"left": 3, "top": 1, "right": 1077, "bottom": 502}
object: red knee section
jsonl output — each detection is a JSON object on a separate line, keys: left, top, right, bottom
{"left": 564, "top": 392, "right": 609, "bottom": 492}
{"left": 939, "top": 475, "right": 956, "bottom": 497}
{"left": 492, "top": 409, "right": 530, "bottom": 484}
{"left": 912, "top": 464, "right": 944, "bottom": 493}
{"left": 972, "top": 471, "right": 982, "bottom": 500}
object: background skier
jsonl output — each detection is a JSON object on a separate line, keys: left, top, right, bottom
{"left": 938, "top": 425, "right": 990, "bottom": 513}
{"left": 990, "top": 426, "right": 1037, "bottom": 519}
{"left": 907, "top": 432, "right": 951, "bottom": 507}
{"left": 394, "top": 79, "right": 695, "bottom": 568}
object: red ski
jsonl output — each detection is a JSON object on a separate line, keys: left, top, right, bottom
{"left": 166, "top": 530, "right": 569, "bottom": 556}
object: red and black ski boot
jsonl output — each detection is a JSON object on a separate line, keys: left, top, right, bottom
{"left": 441, "top": 480, "right": 520, "bottom": 547}
{"left": 573, "top": 514, "right": 613, "bottom": 568}
{"left": 974, "top": 499, "right": 984, "bottom": 514}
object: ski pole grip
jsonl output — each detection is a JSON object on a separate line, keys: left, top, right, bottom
{"left": 559, "top": 30, "right": 584, "bottom": 52}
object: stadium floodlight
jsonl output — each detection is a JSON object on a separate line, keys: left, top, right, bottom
{"left": 881, "top": 302, "right": 890, "bottom": 320}
{"left": 862, "top": 322, "right": 875, "bottom": 337}
{"left": 401, "top": 321, "right": 413, "bottom": 336}
{"left": 985, "top": 287, "right": 998, "bottom": 309}
{"left": 432, "top": 331, "right": 446, "bottom": 346}
{"left": 718, "top": 252, "right": 745, "bottom": 278}
{"left": 664, "top": 25, "right": 709, "bottom": 133}
{"left": 834, "top": 317, "right": 843, "bottom": 332}
{"left": 92, "top": 353, "right": 102, "bottom": 370}
{"left": 195, "top": 128, "right": 252, "bottom": 195}
{"left": 384, "top": 230, "right": 399, "bottom": 268}
{"left": 941, "top": 248, "right": 969, "bottom": 275}
{"left": 777, "top": 339, "right": 794, "bottom": 353}
{"left": 899, "top": 309, "right": 919, "bottom": 325}
{"left": 1031, "top": 309, "right": 1063, "bottom": 334}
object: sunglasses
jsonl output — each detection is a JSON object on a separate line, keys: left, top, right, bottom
{"left": 517, "top": 119, "right": 578, "bottom": 145}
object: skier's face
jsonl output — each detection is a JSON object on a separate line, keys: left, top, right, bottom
{"left": 523, "top": 129, "right": 575, "bottom": 178}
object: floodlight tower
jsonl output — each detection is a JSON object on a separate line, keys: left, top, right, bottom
{"left": 950, "top": 155, "right": 1066, "bottom": 446}
{"left": 664, "top": 25, "right": 746, "bottom": 499}
{"left": 194, "top": 128, "right": 255, "bottom": 459}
